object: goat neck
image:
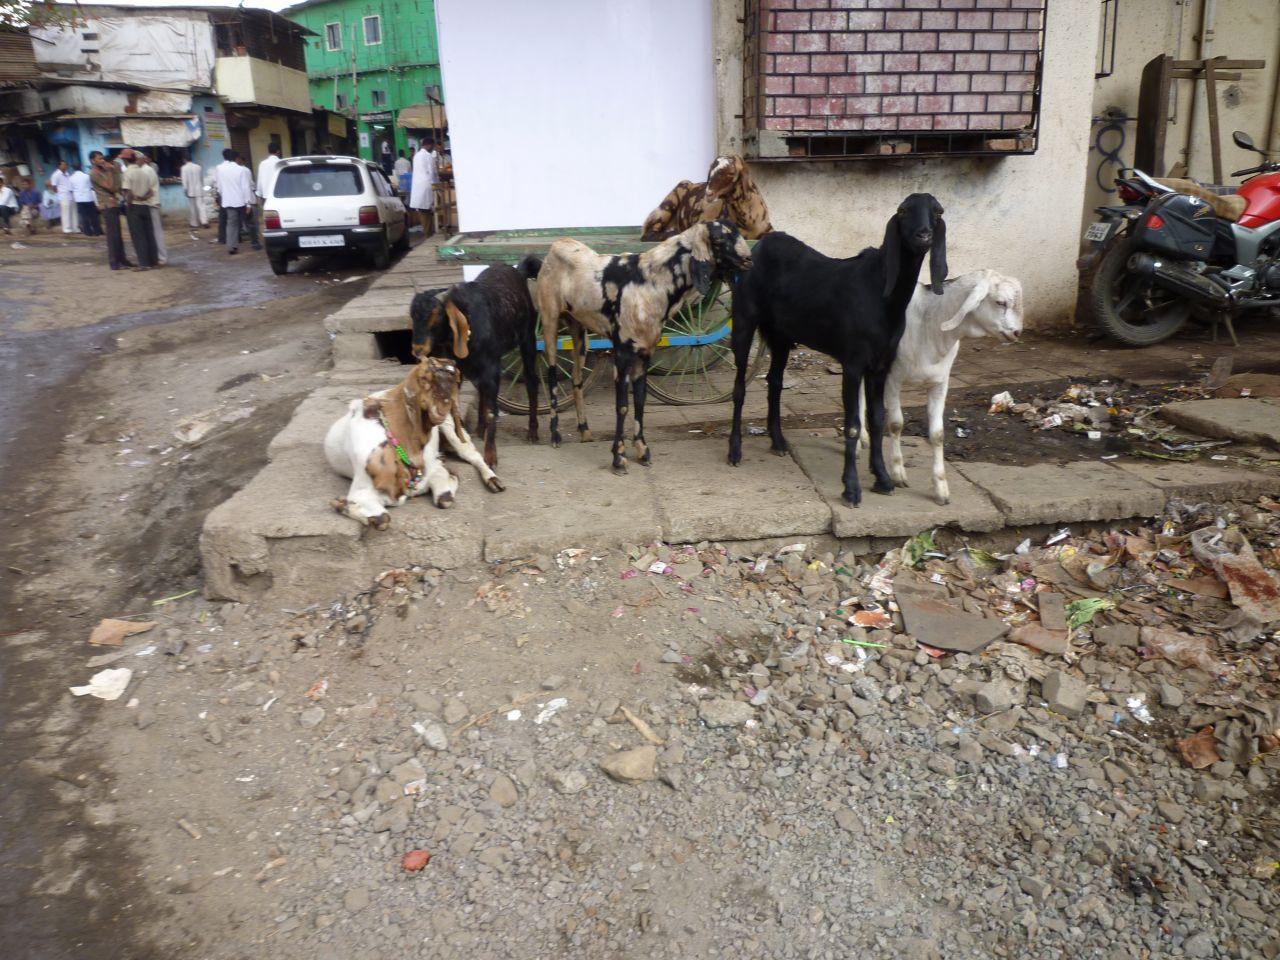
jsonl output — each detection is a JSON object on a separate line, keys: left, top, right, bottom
{"left": 376, "top": 381, "right": 431, "bottom": 467}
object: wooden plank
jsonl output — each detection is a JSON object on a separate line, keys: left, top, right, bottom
{"left": 1135, "top": 54, "right": 1172, "bottom": 176}
{"left": 1204, "top": 58, "right": 1223, "bottom": 183}
{"left": 1172, "top": 59, "right": 1265, "bottom": 70}
{"left": 1171, "top": 70, "right": 1241, "bottom": 81}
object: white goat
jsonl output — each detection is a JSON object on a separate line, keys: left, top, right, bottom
{"left": 859, "top": 269, "right": 1023, "bottom": 505}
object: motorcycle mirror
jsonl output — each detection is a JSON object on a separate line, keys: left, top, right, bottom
{"left": 1233, "top": 130, "right": 1261, "bottom": 153}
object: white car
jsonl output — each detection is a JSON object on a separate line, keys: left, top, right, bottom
{"left": 262, "top": 155, "right": 408, "bottom": 275}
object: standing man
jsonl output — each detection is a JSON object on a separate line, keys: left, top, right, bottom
{"left": 180, "top": 152, "right": 207, "bottom": 228}
{"left": 0, "top": 177, "right": 15, "bottom": 234}
{"left": 409, "top": 137, "right": 438, "bottom": 238}
{"left": 69, "top": 163, "right": 100, "bottom": 236}
{"left": 120, "top": 148, "right": 159, "bottom": 270}
{"left": 214, "top": 148, "right": 254, "bottom": 255}
{"left": 139, "top": 154, "right": 168, "bottom": 265}
{"left": 50, "top": 159, "right": 76, "bottom": 234}
{"left": 17, "top": 177, "right": 41, "bottom": 235}
{"left": 255, "top": 142, "right": 282, "bottom": 246}
{"left": 379, "top": 138, "right": 394, "bottom": 178}
{"left": 89, "top": 151, "right": 130, "bottom": 269}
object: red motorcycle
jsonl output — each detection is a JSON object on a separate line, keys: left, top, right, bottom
{"left": 1084, "top": 130, "right": 1280, "bottom": 346}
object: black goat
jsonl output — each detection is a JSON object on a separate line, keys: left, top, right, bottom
{"left": 728, "top": 193, "right": 947, "bottom": 505}
{"left": 411, "top": 256, "right": 542, "bottom": 467}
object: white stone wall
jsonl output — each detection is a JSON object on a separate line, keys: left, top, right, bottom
{"left": 714, "top": 0, "right": 1102, "bottom": 329}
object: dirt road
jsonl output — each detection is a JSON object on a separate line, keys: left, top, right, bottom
{"left": 0, "top": 223, "right": 384, "bottom": 958}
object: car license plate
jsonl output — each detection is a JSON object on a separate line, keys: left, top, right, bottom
{"left": 1083, "top": 222, "right": 1111, "bottom": 243}
{"left": 299, "top": 234, "right": 345, "bottom": 248}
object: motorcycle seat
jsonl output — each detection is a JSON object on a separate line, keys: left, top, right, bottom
{"left": 1151, "top": 175, "right": 1246, "bottom": 222}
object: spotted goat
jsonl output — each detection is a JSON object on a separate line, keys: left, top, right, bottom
{"left": 324, "top": 357, "right": 503, "bottom": 528}
{"left": 641, "top": 155, "right": 772, "bottom": 242}
{"left": 536, "top": 219, "right": 753, "bottom": 472}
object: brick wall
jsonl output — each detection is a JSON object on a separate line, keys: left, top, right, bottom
{"left": 748, "top": 0, "right": 1045, "bottom": 139}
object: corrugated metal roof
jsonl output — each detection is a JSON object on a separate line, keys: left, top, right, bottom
{"left": 0, "top": 29, "right": 40, "bottom": 86}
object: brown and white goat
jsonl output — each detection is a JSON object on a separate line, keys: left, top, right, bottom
{"left": 324, "top": 357, "right": 503, "bottom": 528}
{"left": 641, "top": 155, "right": 772, "bottom": 242}
{"left": 536, "top": 220, "right": 752, "bottom": 472}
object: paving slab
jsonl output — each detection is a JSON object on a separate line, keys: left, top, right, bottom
{"left": 482, "top": 440, "right": 662, "bottom": 562}
{"left": 1111, "top": 459, "right": 1280, "bottom": 502}
{"left": 954, "top": 460, "right": 1164, "bottom": 525}
{"left": 897, "top": 593, "right": 1008, "bottom": 653}
{"left": 789, "top": 436, "right": 1003, "bottom": 538}
{"left": 1159, "top": 398, "right": 1280, "bottom": 448}
{"left": 654, "top": 438, "right": 830, "bottom": 543}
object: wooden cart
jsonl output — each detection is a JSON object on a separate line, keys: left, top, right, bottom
{"left": 438, "top": 226, "right": 768, "bottom": 411}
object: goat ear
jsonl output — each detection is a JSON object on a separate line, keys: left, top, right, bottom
{"left": 881, "top": 214, "right": 901, "bottom": 297}
{"left": 940, "top": 276, "right": 987, "bottom": 331}
{"left": 929, "top": 216, "right": 948, "bottom": 295}
{"left": 445, "top": 301, "right": 470, "bottom": 358}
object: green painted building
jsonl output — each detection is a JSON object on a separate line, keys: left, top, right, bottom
{"left": 283, "top": 0, "right": 443, "bottom": 165}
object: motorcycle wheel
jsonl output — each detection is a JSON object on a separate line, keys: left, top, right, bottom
{"left": 1091, "top": 237, "right": 1192, "bottom": 347}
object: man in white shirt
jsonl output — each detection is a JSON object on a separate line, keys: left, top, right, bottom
{"left": 49, "top": 159, "right": 75, "bottom": 233}
{"left": 68, "top": 163, "right": 99, "bottom": 236}
{"left": 409, "top": 138, "right": 438, "bottom": 237}
{"left": 255, "top": 142, "right": 282, "bottom": 246}
{"left": 214, "top": 148, "right": 255, "bottom": 254}
{"left": 180, "top": 153, "right": 207, "bottom": 228}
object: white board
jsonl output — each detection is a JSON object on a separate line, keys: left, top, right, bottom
{"left": 436, "top": 0, "right": 715, "bottom": 233}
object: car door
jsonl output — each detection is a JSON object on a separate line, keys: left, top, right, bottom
{"left": 369, "top": 166, "right": 405, "bottom": 240}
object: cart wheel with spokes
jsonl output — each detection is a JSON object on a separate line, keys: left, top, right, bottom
{"left": 646, "top": 284, "right": 769, "bottom": 405}
{"left": 495, "top": 336, "right": 605, "bottom": 414}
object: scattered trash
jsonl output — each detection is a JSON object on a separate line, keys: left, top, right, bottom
{"left": 401, "top": 849, "right": 431, "bottom": 871}
{"left": 616, "top": 705, "right": 665, "bottom": 745}
{"left": 505, "top": 709, "right": 522, "bottom": 721}
{"left": 305, "top": 678, "right": 329, "bottom": 700}
{"left": 177, "top": 818, "right": 203, "bottom": 840}
{"left": 1177, "top": 727, "right": 1220, "bottom": 769}
{"left": 534, "top": 697, "right": 568, "bottom": 724}
{"left": 174, "top": 406, "right": 255, "bottom": 446}
{"left": 69, "top": 667, "right": 133, "bottom": 700}
{"left": 851, "top": 609, "right": 893, "bottom": 629}
{"left": 1065, "top": 598, "right": 1115, "bottom": 630}
{"left": 152, "top": 588, "right": 197, "bottom": 607}
{"left": 902, "top": 530, "right": 937, "bottom": 568}
{"left": 89, "top": 618, "right": 155, "bottom": 647}
{"left": 988, "top": 391, "right": 1015, "bottom": 414}
{"left": 1140, "top": 626, "right": 1228, "bottom": 677}
{"left": 1126, "top": 696, "right": 1154, "bottom": 725}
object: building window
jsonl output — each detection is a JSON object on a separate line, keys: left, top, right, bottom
{"left": 743, "top": 0, "right": 1045, "bottom": 160}
{"left": 335, "top": 92, "right": 348, "bottom": 110}
{"left": 363, "top": 15, "right": 382, "bottom": 46}
{"left": 371, "top": 89, "right": 387, "bottom": 107}
{"left": 423, "top": 83, "right": 441, "bottom": 102}
{"left": 325, "top": 22, "right": 343, "bottom": 51}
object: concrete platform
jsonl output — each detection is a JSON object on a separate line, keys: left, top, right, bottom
{"left": 1160, "top": 398, "right": 1280, "bottom": 448}
{"left": 790, "top": 436, "right": 1004, "bottom": 538}
{"left": 952, "top": 460, "right": 1165, "bottom": 525}
{"left": 199, "top": 243, "right": 1280, "bottom": 603}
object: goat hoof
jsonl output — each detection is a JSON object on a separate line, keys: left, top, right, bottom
{"left": 770, "top": 443, "right": 789, "bottom": 457}
{"left": 612, "top": 460, "right": 628, "bottom": 475}
{"left": 527, "top": 430, "right": 539, "bottom": 444}
{"left": 550, "top": 432, "right": 562, "bottom": 448}
{"left": 370, "top": 512, "right": 391, "bottom": 531}
{"left": 579, "top": 428, "right": 594, "bottom": 442}
{"left": 486, "top": 476, "right": 505, "bottom": 493}
{"left": 436, "top": 492, "right": 455, "bottom": 509}
{"left": 935, "top": 496, "right": 950, "bottom": 506}
{"left": 871, "top": 481, "right": 894, "bottom": 495}
{"left": 842, "top": 492, "right": 861, "bottom": 507}
{"left": 330, "top": 497, "right": 348, "bottom": 515}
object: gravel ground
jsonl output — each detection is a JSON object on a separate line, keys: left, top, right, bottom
{"left": 70, "top": 510, "right": 1280, "bottom": 959}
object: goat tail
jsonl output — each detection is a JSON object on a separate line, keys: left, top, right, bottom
{"left": 516, "top": 255, "right": 543, "bottom": 281}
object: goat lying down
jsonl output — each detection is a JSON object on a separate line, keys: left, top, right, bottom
{"left": 857, "top": 270, "right": 1024, "bottom": 505}
{"left": 641, "top": 155, "right": 773, "bottom": 242}
{"left": 536, "top": 219, "right": 753, "bottom": 472}
{"left": 324, "top": 358, "right": 503, "bottom": 528}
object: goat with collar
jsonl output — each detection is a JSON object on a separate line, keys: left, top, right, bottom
{"left": 857, "top": 269, "right": 1024, "bottom": 505}
{"left": 324, "top": 357, "right": 503, "bottom": 528}
{"left": 642, "top": 155, "right": 773, "bottom": 242}
{"left": 728, "top": 193, "right": 948, "bottom": 505}
{"left": 536, "top": 219, "right": 753, "bottom": 473}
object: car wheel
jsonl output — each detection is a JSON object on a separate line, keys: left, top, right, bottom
{"left": 269, "top": 255, "right": 289, "bottom": 276}
{"left": 371, "top": 238, "right": 391, "bottom": 270}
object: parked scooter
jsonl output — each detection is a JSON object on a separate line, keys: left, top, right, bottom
{"left": 1083, "top": 130, "right": 1280, "bottom": 346}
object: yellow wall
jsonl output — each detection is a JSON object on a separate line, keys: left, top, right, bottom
{"left": 247, "top": 114, "right": 291, "bottom": 171}
{"left": 214, "top": 56, "right": 311, "bottom": 114}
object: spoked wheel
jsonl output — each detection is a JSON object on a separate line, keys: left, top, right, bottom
{"left": 1091, "top": 237, "right": 1192, "bottom": 346}
{"left": 495, "top": 338, "right": 605, "bottom": 414}
{"left": 646, "top": 285, "right": 769, "bottom": 405}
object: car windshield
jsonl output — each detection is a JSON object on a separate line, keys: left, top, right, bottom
{"left": 273, "top": 164, "right": 364, "bottom": 198}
